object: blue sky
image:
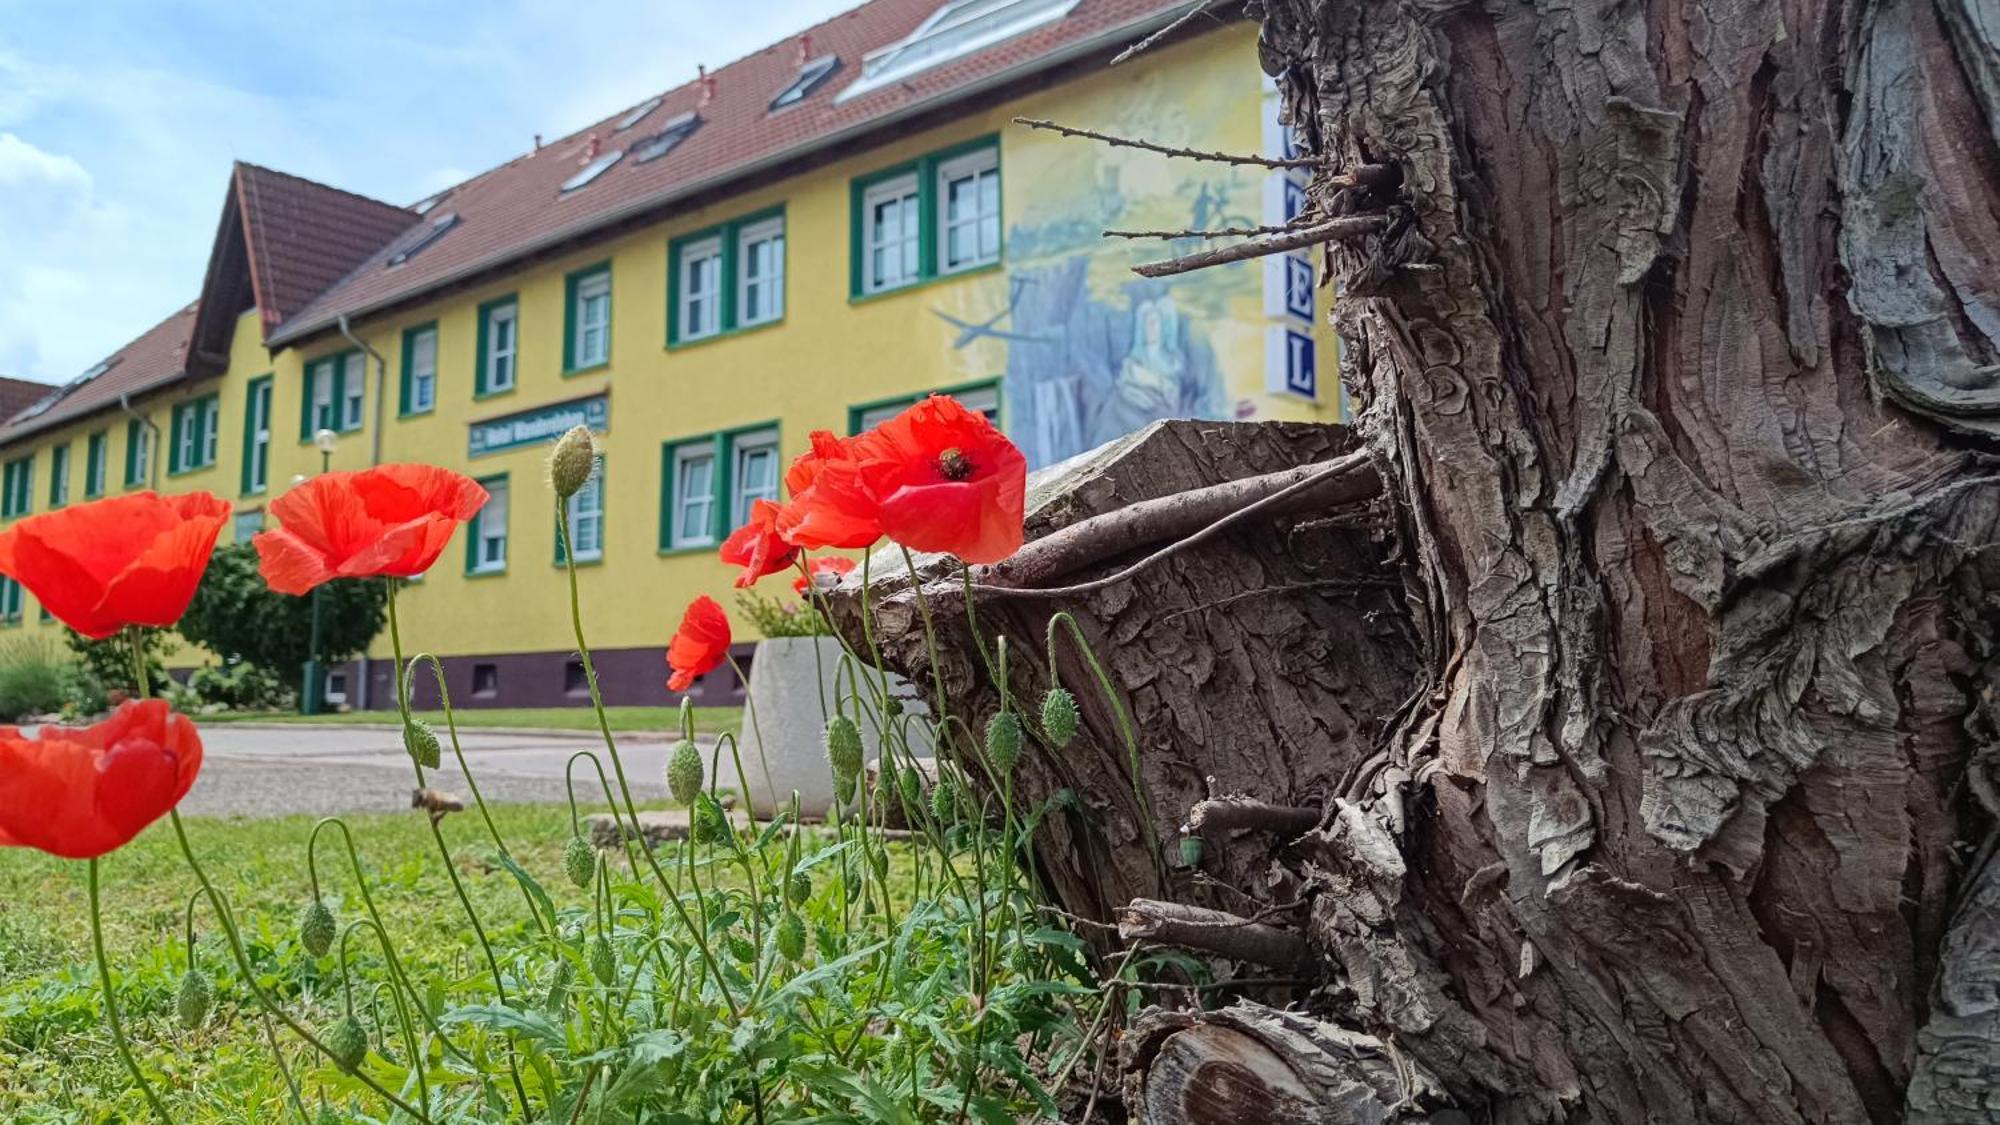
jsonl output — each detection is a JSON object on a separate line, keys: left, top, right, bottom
{"left": 0, "top": 0, "right": 861, "bottom": 384}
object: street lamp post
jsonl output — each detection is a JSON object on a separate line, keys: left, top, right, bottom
{"left": 300, "top": 429, "right": 337, "bottom": 715}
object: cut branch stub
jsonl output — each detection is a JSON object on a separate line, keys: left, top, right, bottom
{"left": 1186, "top": 795, "right": 1322, "bottom": 840}
{"left": 1118, "top": 898, "right": 1313, "bottom": 972}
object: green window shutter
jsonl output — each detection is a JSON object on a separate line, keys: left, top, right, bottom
{"left": 240, "top": 383, "right": 256, "bottom": 494}
{"left": 168, "top": 405, "right": 185, "bottom": 474}
{"left": 474, "top": 305, "right": 491, "bottom": 396}
{"left": 124, "top": 420, "right": 138, "bottom": 484}
{"left": 399, "top": 329, "right": 414, "bottom": 414}
{"left": 562, "top": 272, "right": 578, "bottom": 373}
{"left": 86, "top": 433, "right": 102, "bottom": 496}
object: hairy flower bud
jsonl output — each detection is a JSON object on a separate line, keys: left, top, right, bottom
{"left": 985, "top": 711, "right": 1023, "bottom": 774}
{"left": 727, "top": 932, "right": 757, "bottom": 964}
{"left": 176, "top": 968, "right": 213, "bottom": 1029}
{"left": 549, "top": 425, "right": 598, "bottom": 500}
{"left": 1041, "top": 688, "right": 1079, "bottom": 748}
{"left": 403, "top": 719, "right": 441, "bottom": 770}
{"left": 930, "top": 778, "right": 958, "bottom": 825}
{"left": 325, "top": 1016, "right": 367, "bottom": 1071}
{"left": 666, "top": 739, "right": 704, "bottom": 805}
{"left": 544, "top": 959, "right": 574, "bottom": 1014}
{"left": 786, "top": 869, "right": 812, "bottom": 907}
{"left": 898, "top": 765, "right": 924, "bottom": 808}
{"left": 299, "top": 899, "right": 336, "bottom": 959}
{"left": 824, "top": 715, "right": 863, "bottom": 782}
{"left": 590, "top": 936, "right": 615, "bottom": 985}
{"left": 563, "top": 836, "right": 596, "bottom": 889}
{"left": 776, "top": 913, "right": 806, "bottom": 962}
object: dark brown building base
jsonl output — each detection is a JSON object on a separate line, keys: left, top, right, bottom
{"left": 316, "top": 644, "right": 752, "bottom": 712}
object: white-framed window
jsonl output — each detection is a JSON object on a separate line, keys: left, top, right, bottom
{"left": 729, "top": 428, "right": 780, "bottom": 526}
{"left": 863, "top": 173, "right": 921, "bottom": 292}
{"left": 669, "top": 442, "right": 717, "bottom": 548}
{"left": 126, "top": 422, "right": 150, "bottom": 485}
{"left": 86, "top": 431, "right": 108, "bottom": 496}
{"left": 202, "top": 396, "right": 220, "bottom": 466}
{"left": 310, "top": 363, "right": 336, "bottom": 432}
{"left": 340, "top": 353, "right": 365, "bottom": 430}
{"left": 1, "top": 458, "right": 31, "bottom": 518}
{"left": 938, "top": 147, "right": 1001, "bottom": 272}
{"left": 175, "top": 405, "right": 200, "bottom": 471}
{"left": 677, "top": 238, "right": 723, "bottom": 341}
{"left": 855, "top": 384, "right": 1001, "bottom": 433}
{"left": 471, "top": 478, "right": 509, "bottom": 573}
{"left": 737, "top": 217, "right": 786, "bottom": 327}
{"left": 482, "top": 301, "right": 518, "bottom": 394}
{"left": 572, "top": 271, "right": 612, "bottom": 368}
{"left": 840, "top": 0, "right": 1081, "bottom": 102}
{"left": 564, "top": 460, "right": 605, "bottom": 563}
{"left": 245, "top": 379, "right": 272, "bottom": 493}
{"left": 406, "top": 326, "right": 438, "bottom": 413}
{"left": 0, "top": 577, "right": 21, "bottom": 623}
{"left": 48, "top": 444, "right": 68, "bottom": 507}
{"left": 233, "top": 510, "right": 264, "bottom": 542}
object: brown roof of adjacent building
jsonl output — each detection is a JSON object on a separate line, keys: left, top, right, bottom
{"left": 0, "top": 378, "right": 57, "bottom": 422}
{"left": 234, "top": 163, "right": 418, "bottom": 332}
{"left": 270, "top": 0, "right": 1189, "bottom": 344}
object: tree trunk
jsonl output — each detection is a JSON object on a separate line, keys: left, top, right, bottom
{"left": 839, "top": 1, "right": 2000, "bottom": 1120}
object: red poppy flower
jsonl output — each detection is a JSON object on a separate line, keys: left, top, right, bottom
{"left": 857, "top": 396, "right": 1027, "bottom": 563}
{"left": 255, "top": 464, "right": 488, "bottom": 595}
{"left": 719, "top": 499, "right": 800, "bottom": 588}
{"left": 792, "top": 555, "right": 857, "bottom": 596}
{"left": 0, "top": 699, "right": 203, "bottom": 859}
{"left": 0, "top": 491, "right": 230, "bottom": 639}
{"left": 775, "top": 431, "right": 887, "bottom": 551}
{"left": 667, "top": 595, "right": 731, "bottom": 693}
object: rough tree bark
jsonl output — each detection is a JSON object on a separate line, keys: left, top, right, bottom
{"left": 838, "top": 1, "right": 2000, "bottom": 1120}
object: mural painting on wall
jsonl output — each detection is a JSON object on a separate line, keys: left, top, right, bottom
{"left": 930, "top": 90, "right": 1295, "bottom": 469}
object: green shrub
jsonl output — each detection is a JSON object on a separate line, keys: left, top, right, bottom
{"left": 177, "top": 542, "right": 384, "bottom": 688}
{"left": 63, "top": 628, "right": 169, "bottom": 699}
{"left": 0, "top": 636, "right": 78, "bottom": 721}
{"left": 185, "top": 661, "right": 295, "bottom": 713}
{"left": 736, "top": 588, "right": 830, "bottom": 638}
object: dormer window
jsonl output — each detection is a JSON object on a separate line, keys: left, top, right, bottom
{"left": 633, "top": 112, "right": 702, "bottom": 163}
{"left": 616, "top": 96, "right": 663, "bottom": 131}
{"left": 388, "top": 212, "right": 460, "bottom": 267}
{"left": 561, "top": 149, "right": 624, "bottom": 193}
{"left": 838, "top": 0, "right": 1080, "bottom": 102}
{"left": 771, "top": 55, "right": 841, "bottom": 110}
{"left": 413, "top": 190, "right": 451, "bottom": 215}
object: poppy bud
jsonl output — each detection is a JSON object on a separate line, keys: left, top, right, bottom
{"left": 898, "top": 766, "right": 923, "bottom": 807}
{"left": 590, "top": 937, "right": 615, "bottom": 985}
{"left": 564, "top": 836, "right": 596, "bottom": 889}
{"left": 776, "top": 913, "right": 806, "bottom": 962}
{"left": 691, "top": 794, "right": 729, "bottom": 846}
{"left": 786, "top": 870, "right": 811, "bottom": 907}
{"left": 544, "top": 960, "right": 574, "bottom": 1014}
{"left": 727, "top": 932, "right": 757, "bottom": 963}
{"left": 1041, "top": 688, "right": 1079, "bottom": 748}
{"left": 667, "top": 739, "right": 704, "bottom": 805}
{"left": 549, "top": 426, "right": 598, "bottom": 500}
{"left": 930, "top": 778, "right": 958, "bottom": 825}
{"left": 324, "top": 1016, "right": 367, "bottom": 1071}
{"left": 176, "top": 968, "right": 213, "bottom": 1029}
{"left": 299, "top": 899, "right": 336, "bottom": 959}
{"left": 403, "top": 719, "right": 441, "bottom": 770}
{"left": 985, "top": 712, "right": 1023, "bottom": 774}
{"left": 825, "top": 715, "right": 863, "bottom": 782}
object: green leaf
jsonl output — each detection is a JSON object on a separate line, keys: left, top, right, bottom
{"left": 442, "top": 1003, "right": 566, "bottom": 1055}
{"left": 491, "top": 850, "right": 558, "bottom": 935}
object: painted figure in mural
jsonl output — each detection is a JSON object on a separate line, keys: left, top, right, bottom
{"left": 1090, "top": 292, "right": 1219, "bottom": 447}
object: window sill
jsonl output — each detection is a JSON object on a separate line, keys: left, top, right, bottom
{"left": 666, "top": 316, "right": 784, "bottom": 352}
{"left": 657, "top": 544, "right": 718, "bottom": 558}
{"left": 849, "top": 260, "right": 1002, "bottom": 306}
{"left": 465, "top": 566, "right": 510, "bottom": 579}
{"left": 473, "top": 386, "right": 518, "bottom": 402}
{"left": 563, "top": 361, "right": 611, "bottom": 378}
{"left": 167, "top": 464, "right": 217, "bottom": 478}
{"left": 398, "top": 406, "right": 437, "bottom": 420}
{"left": 556, "top": 556, "right": 605, "bottom": 568}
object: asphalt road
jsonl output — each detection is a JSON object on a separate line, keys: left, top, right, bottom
{"left": 180, "top": 724, "right": 685, "bottom": 819}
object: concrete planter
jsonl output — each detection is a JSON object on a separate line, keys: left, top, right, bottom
{"left": 725, "top": 635, "right": 931, "bottom": 818}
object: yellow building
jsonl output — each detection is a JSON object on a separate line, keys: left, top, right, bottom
{"left": 0, "top": 0, "right": 1340, "bottom": 709}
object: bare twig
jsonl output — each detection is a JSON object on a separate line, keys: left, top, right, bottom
{"left": 1118, "top": 899, "right": 1314, "bottom": 971}
{"left": 1110, "top": 0, "right": 1221, "bottom": 66}
{"left": 1134, "top": 214, "right": 1388, "bottom": 278}
{"left": 1106, "top": 221, "right": 1312, "bottom": 240}
{"left": 1187, "top": 795, "right": 1323, "bottom": 839}
{"left": 1014, "top": 115, "right": 1330, "bottom": 169}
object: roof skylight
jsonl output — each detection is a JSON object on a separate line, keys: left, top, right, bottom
{"left": 633, "top": 112, "right": 703, "bottom": 163}
{"left": 561, "top": 150, "right": 624, "bottom": 193}
{"left": 838, "top": 0, "right": 1079, "bottom": 102}
{"left": 771, "top": 55, "right": 842, "bottom": 110}
{"left": 387, "top": 212, "right": 460, "bottom": 267}
{"left": 617, "top": 97, "right": 663, "bottom": 131}
{"left": 16, "top": 358, "right": 119, "bottom": 421}
{"left": 413, "top": 190, "right": 451, "bottom": 216}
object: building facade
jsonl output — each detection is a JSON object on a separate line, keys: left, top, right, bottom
{"left": 0, "top": 0, "right": 1340, "bottom": 708}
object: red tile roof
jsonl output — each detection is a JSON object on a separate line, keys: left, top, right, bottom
{"left": 270, "top": 0, "right": 1191, "bottom": 344}
{"left": 0, "top": 305, "right": 196, "bottom": 441}
{"left": 234, "top": 163, "right": 417, "bottom": 331}
{"left": 0, "top": 378, "right": 56, "bottom": 422}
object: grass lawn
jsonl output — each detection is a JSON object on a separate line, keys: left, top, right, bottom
{"left": 0, "top": 802, "right": 911, "bottom": 1121}
{"left": 199, "top": 704, "right": 743, "bottom": 734}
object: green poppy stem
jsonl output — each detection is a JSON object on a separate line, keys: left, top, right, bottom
{"left": 88, "top": 857, "right": 174, "bottom": 1125}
